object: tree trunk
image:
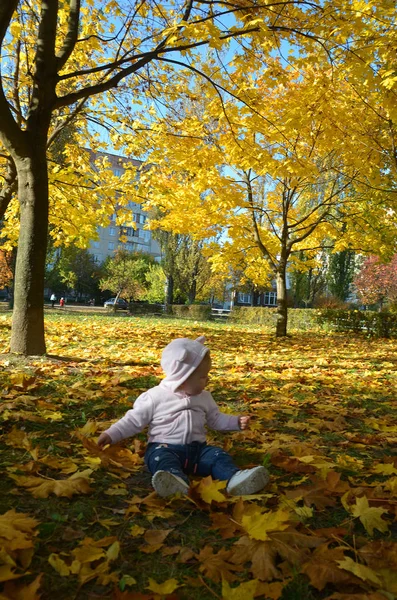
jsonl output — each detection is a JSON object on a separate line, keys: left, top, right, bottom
{"left": 188, "top": 278, "right": 197, "bottom": 304}
{"left": 165, "top": 274, "right": 174, "bottom": 313}
{"left": 276, "top": 268, "right": 288, "bottom": 337}
{"left": 10, "top": 151, "right": 48, "bottom": 354}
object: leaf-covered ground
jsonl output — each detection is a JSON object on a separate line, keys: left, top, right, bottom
{"left": 0, "top": 312, "right": 396, "bottom": 600}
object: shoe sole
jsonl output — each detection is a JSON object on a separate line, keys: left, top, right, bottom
{"left": 152, "top": 471, "right": 189, "bottom": 498}
{"left": 228, "top": 467, "right": 270, "bottom": 496}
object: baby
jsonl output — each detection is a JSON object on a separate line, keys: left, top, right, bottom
{"left": 97, "top": 336, "right": 269, "bottom": 497}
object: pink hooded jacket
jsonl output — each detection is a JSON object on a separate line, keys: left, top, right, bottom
{"left": 104, "top": 337, "right": 240, "bottom": 445}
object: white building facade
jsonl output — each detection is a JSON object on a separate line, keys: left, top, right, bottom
{"left": 87, "top": 150, "right": 161, "bottom": 264}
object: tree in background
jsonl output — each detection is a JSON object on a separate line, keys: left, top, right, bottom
{"left": 100, "top": 250, "right": 155, "bottom": 304}
{"left": 153, "top": 229, "right": 218, "bottom": 306}
{"left": 144, "top": 264, "right": 167, "bottom": 304}
{"left": 45, "top": 245, "right": 102, "bottom": 302}
{"left": 353, "top": 255, "right": 397, "bottom": 310}
{"left": 290, "top": 251, "right": 328, "bottom": 308}
{"left": 138, "top": 62, "right": 397, "bottom": 336}
{"left": 327, "top": 250, "right": 356, "bottom": 302}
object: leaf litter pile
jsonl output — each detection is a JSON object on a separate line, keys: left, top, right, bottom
{"left": 0, "top": 313, "right": 396, "bottom": 600}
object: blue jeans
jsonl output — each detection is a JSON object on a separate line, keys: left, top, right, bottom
{"left": 145, "top": 441, "right": 239, "bottom": 484}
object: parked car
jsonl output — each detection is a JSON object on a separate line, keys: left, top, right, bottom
{"left": 103, "top": 297, "right": 129, "bottom": 309}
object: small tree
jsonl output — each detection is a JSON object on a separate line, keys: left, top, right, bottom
{"left": 327, "top": 250, "right": 356, "bottom": 302}
{"left": 100, "top": 250, "right": 155, "bottom": 305}
{"left": 45, "top": 245, "right": 101, "bottom": 301}
{"left": 145, "top": 264, "right": 167, "bottom": 304}
{"left": 353, "top": 255, "right": 397, "bottom": 310}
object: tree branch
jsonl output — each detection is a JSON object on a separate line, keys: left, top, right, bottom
{"left": 56, "top": 0, "right": 81, "bottom": 70}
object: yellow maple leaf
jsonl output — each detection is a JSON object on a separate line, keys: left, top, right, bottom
{"left": 48, "top": 553, "right": 71, "bottom": 576}
{"left": 337, "top": 556, "right": 381, "bottom": 585}
{"left": 146, "top": 577, "right": 181, "bottom": 594}
{"left": 386, "top": 477, "right": 397, "bottom": 496}
{"left": 193, "top": 476, "right": 227, "bottom": 503}
{"left": 106, "top": 541, "right": 120, "bottom": 561}
{"left": 222, "top": 578, "right": 259, "bottom": 600}
{"left": 10, "top": 470, "right": 92, "bottom": 498}
{"left": 130, "top": 525, "right": 145, "bottom": 537}
{"left": 351, "top": 496, "right": 389, "bottom": 536}
{"left": 72, "top": 545, "right": 105, "bottom": 564}
{"left": 242, "top": 509, "right": 291, "bottom": 541}
{"left": 373, "top": 463, "right": 397, "bottom": 476}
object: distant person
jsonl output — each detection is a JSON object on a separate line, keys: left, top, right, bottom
{"left": 97, "top": 336, "right": 269, "bottom": 497}
{"left": 59, "top": 297, "right": 65, "bottom": 308}
{"left": 50, "top": 293, "right": 56, "bottom": 308}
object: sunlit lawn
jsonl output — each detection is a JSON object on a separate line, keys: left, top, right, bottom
{"left": 0, "top": 312, "right": 396, "bottom": 600}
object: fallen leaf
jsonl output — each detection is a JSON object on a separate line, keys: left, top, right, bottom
{"left": 146, "top": 577, "right": 180, "bottom": 594}
{"left": 337, "top": 556, "right": 381, "bottom": 586}
{"left": 197, "top": 546, "right": 243, "bottom": 583}
{"left": 222, "top": 578, "right": 258, "bottom": 600}
{"left": 241, "top": 509, "right": 291, "bottom": 541}
{"left": 350, "top": 496, "right": 389, "bottom": 536}
{"left": 192, "top": 476, "right": 227, "bottom": 503}
{"left": 10, "top": 471, "right": 92, "bottom": 498}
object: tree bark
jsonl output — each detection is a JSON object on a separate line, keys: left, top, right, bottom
{"left": 165, "top": 274, "right": 174, "bottom": 313}
{"left": 276, "top": 267, "right": 288, "bottom": 337}
{"left": 10, "top": 150, "right": 49, "bottom": 354}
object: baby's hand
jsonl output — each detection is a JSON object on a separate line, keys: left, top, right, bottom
{"left": 238, "top": 416, "right": 251, "bottom": 430}
{"left": 97, "top": 432, "right": 112, "bottom": 449}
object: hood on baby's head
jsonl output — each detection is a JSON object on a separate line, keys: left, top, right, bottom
{"left": 161, "top": 336, "right": 208, "bottom": 392}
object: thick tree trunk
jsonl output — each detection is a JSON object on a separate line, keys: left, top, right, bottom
{"left": 10, "top": 151, "right": 48, "bottom": 354}
{"left": 276, "top": 268, "right": 288, "bottom": 337}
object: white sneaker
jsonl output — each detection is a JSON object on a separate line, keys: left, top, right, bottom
{"left": 152, "top": 470, "right": 189, "bottom": 497}
{"left": 226, "top": 466, "right": 269, "bottom": 496}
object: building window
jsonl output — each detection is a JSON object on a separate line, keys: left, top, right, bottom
{"left": 114, "top": 168, "right": 122, "bottom": 177}
{"left": 109, "top": 227, "right": 116, "bottom": 236}
{"left": 126, "top": 242, "right": 136, "bottom": 251}
{"left": 139, "top": 229, "right": 150, "bottom": 242}
{"left": 108, "top": 242, "right": 115, "bottom": 250}
{"left": 121, "top": 226, "right": 135, "bottom": 237}
{"left": 92, "top": 241, "right": 100, "bottom": 249}
{"left": 93, "top": 254, "right": 102, "bottom": 263}
{"left": 237, "top": 292, "right": 251, "bottom": 304}
{"left": 264, "top": 292, "right": 277, "bottom": 305}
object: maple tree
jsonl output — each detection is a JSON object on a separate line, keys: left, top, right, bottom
{"left": 2, "top": 0, "right": 314, "bottom": 355}
{"left": 354, "top": 255, "right": 397, "bottom": 309}
{"left": 129, "top": 9, "right": 397, "bottom": 336}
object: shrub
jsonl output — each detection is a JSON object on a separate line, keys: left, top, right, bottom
{"left": 316, "top": 309, "right": 397, "bottom": 338}
{"left": 169, "top": 304, "right": 212, "bottom": 320}
{"left": 229, "top": 307, "right": 319, "bottom": 330}
{"left": 128, "top": 303, "right": 164, "bottom": 315}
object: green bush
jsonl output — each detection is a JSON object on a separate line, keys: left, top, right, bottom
{"left": 316, "top": 309, "right": 397, "bottom": 338}
{"left": 229, "top": 307, "right": 319, "bottom": 330}
{"left": 169, "top": 304, "right": 212, "bottom": 320}
{"left": 128, "top": 303, "right": 164, "bottom": 315}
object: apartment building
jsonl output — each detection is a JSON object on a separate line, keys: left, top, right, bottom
{"left": 87, "top": 150, "right": 161, "bottom": 263}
